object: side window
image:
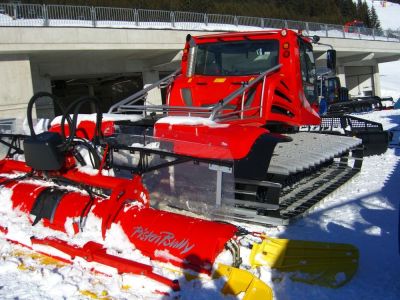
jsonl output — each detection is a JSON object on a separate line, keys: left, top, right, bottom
{"left": 299, "top": 39, "right": 317, "bottom": 104}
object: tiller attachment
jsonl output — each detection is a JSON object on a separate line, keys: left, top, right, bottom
{"left": 0, "top": 159, "right": 267, "bottom": 296}
{"left": 0, "top": 159, "right": 237, "bottom": 273}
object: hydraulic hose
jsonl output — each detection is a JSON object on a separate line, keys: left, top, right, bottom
{"left": 26, "top": 92, "right": 72, "bottom": 138}
{"left": 60, "top": 96, "right": 103, "bottom": 169}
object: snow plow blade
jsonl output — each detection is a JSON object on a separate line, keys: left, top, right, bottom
{"left": 249, "top": 236, "right": 358, "bottom": 288}
{"left": 214, "top": 264, "right": 273, "bottom": 300}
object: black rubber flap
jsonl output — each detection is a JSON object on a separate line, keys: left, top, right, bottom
{"left": 23, "top": 132, "right": 65, "bottom": 171}
{"left": 31, "top": 187, "right": 66, "bottom": 226}
{"left": 355, "top": 131, "right": 389, "bottom": 156}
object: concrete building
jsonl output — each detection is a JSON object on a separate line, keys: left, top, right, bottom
{"left": 0, "top": 26, "right": 399, "bottom": 119}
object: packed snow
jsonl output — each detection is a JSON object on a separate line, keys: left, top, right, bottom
{"left": 51, "top": 113, "right": 143, "bottom": 127}
{"left": 156, "top": 116, "right": 229, "bottom": 128}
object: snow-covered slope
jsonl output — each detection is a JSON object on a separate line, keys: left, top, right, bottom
{"left": 370, "top": 0, "right": 400, "bottom": 31}
{"left": 368, "top": 0, "right": 400, "bottom": 98}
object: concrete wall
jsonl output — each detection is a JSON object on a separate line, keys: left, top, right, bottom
{"left": 0, "top": 55, "right": 33, "bottom": 119}
{"left": 30, "top": 62, "right": 54, "bottom": 118}
{"left": 345, "top": 66, "right": 376, "bottom": 97}
{"left": 0, "top": 27, "right": 398, "bottom": 119}
{"left": 142, "top": 70, "right": 161, "bottom": 105}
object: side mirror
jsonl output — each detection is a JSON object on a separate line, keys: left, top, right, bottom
{"left": 327, "top": 49, "right": 336, "bottom": 71}
{"left": 312, "top": 35, "right": 320, "bottom": 43}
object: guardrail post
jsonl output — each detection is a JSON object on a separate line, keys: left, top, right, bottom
{"left": 325, "top": 24, "right": 328, "bottom": 37}
{"left": 260, "top": 18, "right": 264, "bottom": 29}
{"left": 342, "top": 25, "right": 345, "bottom": 38}
{"left": 372, "top": 28, "right": 375, "bottom": 40}
{"left": 284, "top": 20, "right": 288, "bottom": 28}
{"left": 42, "top": 4, "right": 49, "bottom": 26}
{"left": 305, "top": 22, "right": 309, "bottom": 35}
{"left": 12, "top": 2, "right": 17, "bottom": 20}
{"left": 204, "top": 13, "right": 208, "bottom": 26}
{"left": 234, "top": 16, "right": 238, "bottom": 27}
{"left": 134, "top": 9, "right": 139, "bottom": 26}
{"left": 170, "top": 11, "right": 175, "bottom": 27}
{"left": 358, "top": 27, "right": 361, "bottom": 39}
{"left": 91, "top": 7, "right": 97, "bottom": 27}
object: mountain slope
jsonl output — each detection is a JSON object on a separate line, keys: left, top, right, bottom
{"left": 366, "top": 0, "right": 400, "bottom": 98}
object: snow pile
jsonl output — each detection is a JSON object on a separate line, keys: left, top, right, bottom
{"left": 156, "top": 116, "right": 230, "bottom": 128}
{"left": 50, "top": 113, "right": 143, "bottom": 127}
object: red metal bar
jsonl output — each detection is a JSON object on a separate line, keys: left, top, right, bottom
{"left": 31, "top": 237, "right": 180, "bottom": 291}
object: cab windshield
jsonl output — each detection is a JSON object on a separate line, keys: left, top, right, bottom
{"left": 299, "top": 38, "right": 318, "bottom": 104}
{"left": 194, "top": 40, "right": 279, "bottom": 76}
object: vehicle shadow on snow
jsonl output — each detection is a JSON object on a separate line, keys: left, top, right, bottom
{"left": 273, "top": 146, "right": 400, "bottom": 299}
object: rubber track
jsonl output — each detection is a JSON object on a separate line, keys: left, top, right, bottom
{"left": 212, "top": 139, "right": 363, "bottom": 226}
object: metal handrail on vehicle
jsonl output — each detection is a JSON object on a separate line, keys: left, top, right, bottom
{"left": 108, "top": 64, "right": 281, "bottom": 122}
{"left": 209, "top": 64, "right": 281, "bottom": 121}
{"left": 108, "top": 69, "right": 181, "bottom": 114}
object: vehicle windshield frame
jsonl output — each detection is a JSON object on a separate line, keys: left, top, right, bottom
{"left": 298, "top": 37, "right": 318, "bottom": 104}
{"left": 194, "top": 39, "right": 280, "bottom": 76}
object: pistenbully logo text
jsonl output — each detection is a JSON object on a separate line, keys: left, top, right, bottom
{"left": 131, "top": 226, "right": 195, "bottom": 255}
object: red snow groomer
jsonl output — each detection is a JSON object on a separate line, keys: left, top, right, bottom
{"left": 107, "top": 29, "right": 389, "bottom": 225}
{"left": 0, "top": 29, "right": 381, "bottom": 296}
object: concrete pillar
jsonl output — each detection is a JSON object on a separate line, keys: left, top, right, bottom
{"left": 0, "top": 55, "right": 34, "bottom": 119}
{"left": 88, "top": 84, "right": 97, "bottom": 112}
{"left": 344, "top": 66, "right": 375, "bottom": 97}
{"left": 336, "top": 64, "right": 346, "bottom": 88}
{"left": 142, "top": 70, "right": 162, "bottom": 106}
{"left": 372, "top": 63, "right": 381, "bottom": 97}
{"left": 30, "top": 63, "right": 54, "bottom": 119}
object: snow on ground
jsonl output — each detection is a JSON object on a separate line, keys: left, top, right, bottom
{"left": 0, "top": 109, "right": 399, "bottom": 300}
{"left": 380, "top": 67, "right": 400, "bottom": 100}
{"left": 268, "top": 109, "right": 400, "bottom": 300}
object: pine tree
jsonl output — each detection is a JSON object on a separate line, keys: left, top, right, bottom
{"left": 337, "top": 0, "right": 358, "bottom": 23}
{"left": 369, "top": 6, "right": 382, "bottom": 32}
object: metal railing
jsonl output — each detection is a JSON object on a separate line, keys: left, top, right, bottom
{"left": 0, "top": 3, "right": 399, "bottom": 42}
{"left": 109, "top": 65, "right": 281, "bottom": 123}
{"left": 210, "top": 64, "right": 281, "bottom": 121}
{"left": 0, "top": 118, "right": 16, "bottom": 134}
